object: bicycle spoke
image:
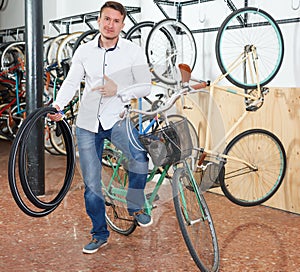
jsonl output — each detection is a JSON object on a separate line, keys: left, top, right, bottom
{"left": 221, "top": 129, "right": 286, "bottom": 206}
{"left": 172, "top": 168, "right": 219, "bottom": 271}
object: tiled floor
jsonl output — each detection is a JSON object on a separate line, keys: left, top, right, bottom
{"left": 0, "top": 139, "right": 299, "bottom": 272}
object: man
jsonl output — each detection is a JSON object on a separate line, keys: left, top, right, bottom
{"left": 50, "top": 1, "right": 152, "bottom": 254}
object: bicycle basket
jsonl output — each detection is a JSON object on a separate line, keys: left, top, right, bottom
{"left": 139, "top": 118, "right": 193, "bottom": 167}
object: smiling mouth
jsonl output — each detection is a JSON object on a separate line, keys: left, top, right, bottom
{"left": 105, "top": 29, "right": 114, "bottom": 34}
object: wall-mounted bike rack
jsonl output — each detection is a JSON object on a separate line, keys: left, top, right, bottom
{"left": 0, "top": 1, "right": 299, "bottom": 41}
{"left": 49, "top": 6, "right": 141, "bottom": 34}
{"left": 0, "top": 26, "right": 25, "bottom": 42}
{"left": 153, "top": 0, "right": 300, "bottom": 34}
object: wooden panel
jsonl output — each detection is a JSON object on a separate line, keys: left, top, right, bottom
{"left": 177, "top": 87, "right": 300, "bottom": 214}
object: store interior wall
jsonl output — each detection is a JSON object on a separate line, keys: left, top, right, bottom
{"left": 1, "top": 1, "right": 300, "bottom": 213}
{"left": 0, "top": 0, "right": 299, "bottom": 86}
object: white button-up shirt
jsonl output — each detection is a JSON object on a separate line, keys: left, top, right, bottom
{"left": 54, "top": 34, "right": 151, "bottom": 132}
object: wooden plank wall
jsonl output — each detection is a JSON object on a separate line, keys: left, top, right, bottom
{"left": 177, "top": 87, "right": 300, "bottom": 214}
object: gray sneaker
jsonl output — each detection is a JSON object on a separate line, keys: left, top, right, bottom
{"left": 82, "top": 238, "right": 108, "bottom": 254}
{"left": 132, "top": 210, "right": 153, "bottom": 227}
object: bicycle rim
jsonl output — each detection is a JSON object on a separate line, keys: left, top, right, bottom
{"left": 56, "top": 31, "right": 84, "bottom": 67}
{"left": 0, "top": 41, "right": 25, "bottom": 70}
{"left": 146, "top": 19, "right": 197, "bottom": 85}
{"left": 125, "top": 21, "right": 155, "bottom": 49}
{"left": 221, "top": 129, "right": 286, "bottom": 206}
{"left": 216, "top": 7, "right": 284, "bottom": 89}
{"left": 72, "top": 29, "right": 99, "bottom": 55}
{"left": 172, "top": 168, "right": 219, "bottom": 271}
{"left": 102, "top": 148, "right": 136, "bottom": 235}
{"left": 46, "top": 33, "right": 68, "bottom": 65}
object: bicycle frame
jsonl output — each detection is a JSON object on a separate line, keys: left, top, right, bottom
{"left": 179, "top": 160, "right": 207, "bottom": 223}
{"left": 102, "top": 137, "right": 172, "bottom": 215}
{"left": 0, "top": 71, "right": 26, "bottom": 138}
{"left": 197, "top": 51, "right": 264, "bottom": 170}
{"left": 168, "top": 47, "right": 267, "bottom": 173}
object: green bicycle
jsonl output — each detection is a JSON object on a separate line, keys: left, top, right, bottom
{"left": 100, "top": 82, "right": 219, "bottom": 272}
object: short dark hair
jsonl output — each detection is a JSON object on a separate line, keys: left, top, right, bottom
{"left": 100, "top": 1, "right": 127, "bottom": 22}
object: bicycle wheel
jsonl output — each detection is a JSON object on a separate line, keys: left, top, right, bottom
{"left": 46, "top": 33, "right": 68, "bottom": 65}
{"left": 172, "top": 167, "right": 219, "bottom": 272}
{"left": 0, "top": 41, "right": 25, "bottom": 70}
{"left": 125, "top": 21, "right": 154, "bottom": 49}
{"left": 221, "top": 128, "right": 286, "bottom": 206}
{"left": 72, "top": 29, "right": 99, "bottom": 55}
{"left": 8, "top": 101, "right": 26, "bottom": 138}
{"left": 0, "top": 103, "right": 15, "bottom": 141}
{"left": 216, "top": 7, "right": 284, "bottom": 89}
{"left": 146, "top": 19, "right": 197, "bottom": 85}
{"left": 56, "top": 31, "right": 84, "bottom": 67}
{"left": 101, "top": 147, "right": 137, "bottom": 235}
{"left": 47, "top": 97, "right": 79, "bottom": 155}
{"left": 43, "top": 36, "right": 55, "bottom": 64}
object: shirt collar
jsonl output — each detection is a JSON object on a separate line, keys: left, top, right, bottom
{"left": 93, "top": 33, "right": 122, "bottom": 51}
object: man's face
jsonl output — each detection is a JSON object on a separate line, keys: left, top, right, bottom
{"left": 97, "top": 7, "right": 125, "bottom": 40}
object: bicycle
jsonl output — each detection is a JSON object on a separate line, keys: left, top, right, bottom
{"left": 146, "top": 6, "right": 284, "bottom": 88}
{"left": 0, "top": 61, "right": 26, "bottom": 141}
{"left": 100, "top": 81, "right": 219, "bottom": 272}
{"left": 179, "top": 7, "right": 286, "bottom": 206}
{"left": 124, "top": 0, "right": 252, "bottom": 86}
{"left": 142, "top": 6, "right": 286, "bottom": 207}
{"left": 176, "top": 56, "right": 286, "bottom": 207}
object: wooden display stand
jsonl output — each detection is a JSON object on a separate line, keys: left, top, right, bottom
{"left": 178, "top": 87, "right": 300, "bottom": 214}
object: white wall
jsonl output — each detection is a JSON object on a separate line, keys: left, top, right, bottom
{"left": 0, "top": 0, "right": 299, "bottom": 86}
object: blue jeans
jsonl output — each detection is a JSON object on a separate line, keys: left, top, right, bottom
{"left": 76, "top": 120, "right": 148, "bottom": 241}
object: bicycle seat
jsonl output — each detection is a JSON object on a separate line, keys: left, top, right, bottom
{"left": 178, "top": 63, "right": 208, "bottom": 90}
{"left": 178, "top": 63, "right": 192, "bottom": 83}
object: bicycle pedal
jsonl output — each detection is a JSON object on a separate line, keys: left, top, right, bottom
{"left": 262, "top": 87, "right": 269, "bottom": 95}
{"left": 146, "top": 193, "right": 160, "bottom": 202}
{"left": 105, "top": 201, "right": 113, "bottom": 207}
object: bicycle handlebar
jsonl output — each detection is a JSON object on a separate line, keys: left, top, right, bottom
{"left": 123, "top": 80, "right": 207, "bottom": 117}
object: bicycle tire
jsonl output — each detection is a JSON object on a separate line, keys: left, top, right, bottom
{"left": 72, "top": 29, "right": 99, "bottom": 55}
{"left": 172, "top": 167, "right": 219, "bottom": 272}
{"left": 47, "top": 98, "right": 79, "bottom": 155}
{"left": 9, "top": 101, "right": 26, "bottom": 138}
{"left": 8, "top": 107, "right": 57, "bottom": 216}
{"left": 101, "top": 148, "right": 137, "bottom": 235}
{"left": 46, "top": 33, "right": 68, "bottom": 65}
{"left": 0, "top": 103, "right": 15, "bottom": 141}
{"left": 125, "top": 21, "right": 155, "bottom": 49}
{"left": 43, "top": 36, "right": 55, "bottom": 64}
{"left": 0, "top": 41, "right": 25, "bottom": 70}
{"left": 56, "top": 31, "right": 84, "bottom": 67}
{"left": 18, "top": 107, "right": 75, "bottom": 209}
{"left": 0, "top": 0, "right": 5, "bottom": 10}
{"left": 8, "top": 107, "right": 76, "bottom": 215}
{"left": 216, "top": 7, "right": 284, "bottom": 89}
{"left": 145, "top": 19, "right": 197, "bottom": 85}
{"left": 220, "top": 128, "right": 286, "bottom": 206}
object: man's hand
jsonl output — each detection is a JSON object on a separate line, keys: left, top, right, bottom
{"left": 92, "top": 75, "right": 117, "bottom": 97}
{"left": 47, "top": 105, "right": 64, "bottom": 122}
